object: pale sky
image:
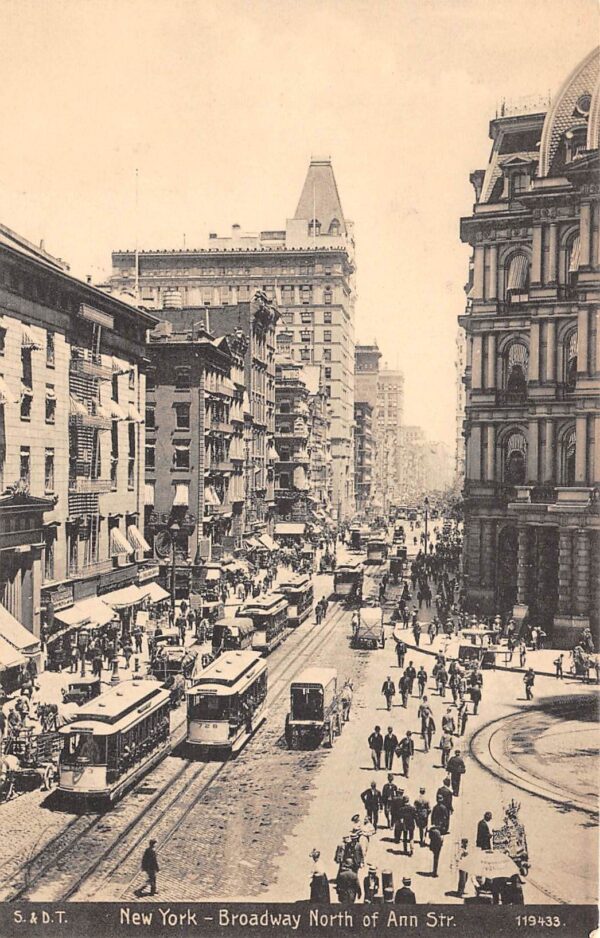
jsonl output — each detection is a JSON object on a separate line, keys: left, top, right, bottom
{"left": 0, "top": 0, "right": 597, "bottom": 445}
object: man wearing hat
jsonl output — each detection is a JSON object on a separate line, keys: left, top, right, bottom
{"left": 414, "top": 788, "right": 431, "bottom": 846}
{"left": 446, "top": 749, "right": 466, "bottom": 797}
{"left": 361, "top": 781, "right": 383, "bottom": 830}
{"left": 394, "top": 876, "right": 416, "bottom": 904}
{"left": 140, "top": 839, "right": 159, "bottom": 896}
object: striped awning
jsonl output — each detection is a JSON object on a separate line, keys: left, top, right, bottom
{"left": 0, "top": 635, "right": 26, "bottom": 670}
{"left": 173, "top": 483, "right": 189, "bottom": 507}
{"left": 110, "top": 400, "right": 127, "bottom": 420}
{"left": 102, "top": 584, "right": 147, "bottom": 609}
{"left": 204, "top": 485, "right": 221, "bottom": 507}
{"left": 267, "top": 445, "right": 279, "bottom": 461}
{"left": 144, "top": 483, "right": 155, "bottom": 505}
{"left": 507, "top": 254, "right": 529, "bottom": 293}
{"left": 70, "top": 395, "right": 88, "bottom": 416}
{"left": 110, "top": 526, "right": 134, "bottom": 557}
{"left": 128, "top": 403, "right": 143, "bottom": 423}
{"left": 21, "top": 324, "right": 42, "bottom": 350}
{"left": 127, "top": 524, "right": 151, "bottom": 553}
{"left": 568, "top": 235, "right": 580, "bottom": 273}
{"left": 0, "top": 376, "right": 17, "bottom": 405}
{"left": 112, "top": 357, "right": 130, "bottom": 375}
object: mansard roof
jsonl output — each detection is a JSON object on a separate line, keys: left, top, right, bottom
{"left": 294, "top": 159, "right": 346, "bottom": 235}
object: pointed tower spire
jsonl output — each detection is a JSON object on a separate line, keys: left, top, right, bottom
{"left": 294, "top": 157, "right": 346, "bottom": 236}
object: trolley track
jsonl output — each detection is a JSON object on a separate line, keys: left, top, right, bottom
{"left": 5, "top": 592, "right": 355, "bottom": 902}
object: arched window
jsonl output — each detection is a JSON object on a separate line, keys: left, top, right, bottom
{"left": 565, "top": 330, "right": 578, "bottom": 389}
{"left": 505, "top": 254, "right": 530, "bottom": 300}
{"left": 561, "top": 428, "right": 576, "bottom": 486}
{"left": 504, "top": 431, "right": 527, "bottom": 485}
{"left": 504, "top": 342, "right": 528, "bottom": 399}
{"left": 308, "top": 218, "right": 321, "bottom": 237}
{"left": 567, "top": 235, "right": 580, "bottom": 278}
{"left": 329, "top": 218, "right": 341, "bottom": 236}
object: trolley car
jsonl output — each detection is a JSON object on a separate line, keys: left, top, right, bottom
{"left": 239, "top": 594, "right": 289, "bottom": 654}
{"left": 276, "top": 575, "right": 314, "bottom": 627}
{"left": 333, "top": 560, "right": 364, "bottom": 602}
{"left": 57, "top": 680, "right": 171, "bottom": 802}
{"left": 366, "top": 537, "right": 389, "bottom": 564}
{"left": 186, "top": 651, "right": 267, "bottom": 754}
{"left": 212, "top": 617, "right": 255, "bottom": 655}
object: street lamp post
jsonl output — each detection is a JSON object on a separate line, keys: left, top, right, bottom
{"left": 424, "top": 496, "right": 429, "bottom": 555}
{"left": 78, "top": 627, "right": 90, "bottom": 678}
{"left": 169, "top": 521, "right": 181, "bottom": 613}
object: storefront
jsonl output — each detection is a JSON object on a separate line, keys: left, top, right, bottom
{"left": 0, "top": 601, "right": 42, "bottom": 691}
{"left": 101, "top": 584, "right": 149, "bottom": 636}
{"left": 274, "top": 522, "right": 307, "bottom": 546}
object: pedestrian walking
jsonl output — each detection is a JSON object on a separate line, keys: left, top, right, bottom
{"left": 469, "top": 684, "right": 482, "bottom": 715}
{"left": 457, "top": 703, "right": 469, "bottom": 737}
{"left": 455, "top": 838, "right": 470, "bottom": 897}
{"left": 368, "top": 726, "right": 383, "bottom": 770}
{"left": 446, "top": 750, "right": 466, "bottom": 797}
{"left": 70, "top": 644, "right": 78, "bottom": 674}
{"left": 395, "top": 639, "right": 406, "bottom": 669}
{"left": 383, "top": 727, "right": 398, "bottom": 770}
{"left": 309, "top": 850, "right": 330, "bottom": 904}
{"left": 381, "top": 676, "right": 396, "bottom": 711}
{"left": 397, "top": 730, "right": 414, "bottom": 778}
{"left": 336, "top": 867, "right": 361, "bottom": 904}
{"left": 140, "top": 839, "right": 159, "bottom": 896}
{"left": 398, "top": 672, "right": 410, "bottom": 708}
{"left": 417, "top": 666, "right": 427, "bottom": 698}
{"left": 414, "top": 788, "right": 430, "bottom": 846}
{"left": 441, "top": 708, "right": 456, "bottom": 736}
{"left": 394, "top": 876, "right": 416, "bottom": 904}
{"left": 519, "top": 640, "right": 527, "bottom": 668}
{"left": 413, "top": 623, "right": 421, "bottom": 647}
{"left": 132, "top": 624, "right": 143, "bottom": 654}
{"left": 436, "top": 778, "right": 454, "bottom": 819}
{"left": 361, "top": 782, "right": 382, "bottom": 829}
{"left": 381, "top": 774, "right": 398, "bottom": 828}
{"left": 398, "top": 798, "right": 417, "bottom": 855}
{"left": 523, "top": 668, "right": 535, "bottom": 700}
{"left": 439, "top": 731, "right": 453, "bottom": 769}
{"left": 476, "top": 811, "right": 493, "bottom": 850}
{"left": 341, "top": 681, "right": 353, "bottom": 721}
{"left": 431, "top": 795, "right": 450, "bottom": 836}
{"left": 428, "top": 825, "right": 443, "bottom": 877}
{"left": 424, "top": 713, "right": 436, "bottom": 753}
{"left": 436, "top": 666, "right": 448, "bottom": 697}
{"left": 554, "top": 654, "right": 564, "bottom": 679}
{"left": 405, "top": 662, "right": 416, "bottom": 696}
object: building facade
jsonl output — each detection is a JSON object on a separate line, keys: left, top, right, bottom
{"left": 0, "top": 222, "right": 156, "bottom": 658}
{"left": 107, "top": 158, "right": 356, "bottom": 519}
{"left": 376, "top": 368, "right": 404, "bottom": 509}
{"left": 354, "top": 401, "right": 374, "bottom": 512}
{"left": 459, "top": 48, "right": 600, "bottom": 646}
{"left": 355, "top": 343, "right": 382, "bottom": 511}
{"left": 455, "top": 328, "right": 467, "bottom": 487}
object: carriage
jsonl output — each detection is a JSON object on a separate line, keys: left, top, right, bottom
{"left": 1, "top": 726, "right": 62, "bottom": 798}
{"left": 351, "top": 605, "right": 385, "bottom": 649}
{"left": 284, "top": 668, "right": 343, "bottom": 749}
{"left": 61, "top": 675, "right": 102, "bottom": 706}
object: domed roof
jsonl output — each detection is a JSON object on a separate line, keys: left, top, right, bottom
{"left": 538, "top": 46, "right": 600, "bottom": 177}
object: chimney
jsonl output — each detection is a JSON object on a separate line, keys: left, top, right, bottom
{"left": 86, "top": 274, "right": 92, "bottom": 284}
{"left": 209, "top": 233, "right": 218, "bottom": 240}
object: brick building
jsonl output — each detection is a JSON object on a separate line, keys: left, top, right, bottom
{"left": 459, "top": 48, "right": 600, "bottom": 645}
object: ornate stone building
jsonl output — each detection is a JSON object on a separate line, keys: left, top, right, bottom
{"left": 459, "top": 48, "right": 600, "bottom": 646}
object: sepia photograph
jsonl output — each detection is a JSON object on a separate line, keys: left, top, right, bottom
{"left": 0, "top": 1, "right": 598, "bottom": 935}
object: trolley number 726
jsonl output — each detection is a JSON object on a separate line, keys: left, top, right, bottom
{"left": 516, "top": 916, "right": 563, "bottom": 928}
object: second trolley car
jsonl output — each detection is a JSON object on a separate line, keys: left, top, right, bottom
{"left": 186, "top": 651, "right": 268, "bottom": 754}
{"left": 333, "top": 560, "right": 364, "bottom": 602}
{"left": 57, "top": 680, "right": 171, "bottom": 803}
{"left": 239, "top": 594, "right": 289, "bottom": 654}
{"left": 366, "top": 537, "right": 389, "bottom": 564}
{"left": 276, "top": 575, "right": 314, "bottom": 627}
{"left": 212, "top": 617, "right": 255, "bottom": 655}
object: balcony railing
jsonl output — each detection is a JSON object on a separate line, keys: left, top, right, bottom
{"left": 70, "top": 347, "right": 113, "bottom": 381}
{"left": 205, "top": 460, "right": 234, "bottom": 473}
{"left": 69, "top": 411, "right": 112, "bottom": 429}
{"left": 68, "top": 476, "right": 112, "bottom": 494}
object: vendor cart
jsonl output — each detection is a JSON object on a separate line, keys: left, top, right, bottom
{"left": 351, "top": 606, "right": 385, "bottom": 650}
{"left": 458, "top": 629, "right": 501, "bottom": 669}
{"left": 284, "top": 668, "right": 342, "bottom": 749}
{"left": 2, "top": 726, "right": 62, "bottom": 796}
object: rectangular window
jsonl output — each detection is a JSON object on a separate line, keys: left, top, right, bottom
{"left": 281, "top": 286, "right": 294, "bottom": 304}
{"left": 0, "top": 328, "right": 6, "bottom": 356}
{"left": 325, "top": 367, "right": 332, "bottom": 379}
{"left": 20, "top": 389, "right": 32, "bottom": 421}
{"left": 145, "top": 406, "right": 156, "bottom": 429}
{"left": 20, "top": 447, "right": 30, "bottom": 485}
{"left": 300, "top": 348, "right": 310, "bottom": 361}
{"left": 323, "top": 330, "right": 332, "bottom": 343}
{"left": 129, "top": 368, "right": 135, "bottom": 390}
{"left": 175, "top": 367, "right": 190, "bottom": 390}
{"left": 128, "top": 423, "right": 135, "bottom": 490}
{"left": 146, "top": 369, "right": 156, "bottom": 392}
{"left": 323, "top": 310, "right": 332, "bottom": 324}
{"left": 173, "top": 441, "right": 190, "bottom": 469}
{"left": 21, "top": 347, "right": 32, "bottom": 387}
{"left": 45, "top": 386, "right": 56, "bottom": 424}
{"left": 300, "top": 330, "right": 311, "bottom": 343}
{"left": 145, "top": 443, "right": 156, "bottom": 470}
{"left": 300, "top": 310, "right": 312, "bottom": 324}
{"left": 112, "top": 373, "right": 119, "bottom": 401}
{"left": 323, "top": 349, "right": 332, "bottom": 362}
{"left": 111, "top": 420, "right": 119, "bottom": 490}
{"left": 324, "top": 289, "right": 332, "bottom": 305}
{"left": 46, "top": 331, "right": 55, "bottom": 367}
{"left": 44, "top": 535, "right": 54, "bottom": 582}
{"left": 44, "top": 448, "right": 55, "bottom": 494}
{"left": 325, "top": 385, "right": 332, "bottom": 397}
{"left": 300, "top": 285, "right": 312, "bottom": 305}
{"left": 202, "top": 287, "right": 212, "bottom": 305}
{"left": 175, "top": 403, "right": 190, "bottom": 429}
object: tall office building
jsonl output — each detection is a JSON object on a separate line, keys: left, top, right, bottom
{"left": 108, "top": 158, "right": 356, "bottom": 518}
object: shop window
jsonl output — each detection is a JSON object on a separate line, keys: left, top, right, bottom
{"left": 46, "top": 331, "right": 55, "bottom": 367}
{"left": 45, "top": 448, "right": 55, "bottom": 494}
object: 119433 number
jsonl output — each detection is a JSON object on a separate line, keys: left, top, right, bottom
{"left": 516, "top": 916, "right": 563, "bottom": 928}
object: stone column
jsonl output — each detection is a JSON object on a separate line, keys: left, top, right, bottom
{"left": 557, "top": 528, "right": 573, "bottom": 616}
{"left": 472, "top": 335, "right": 483, "bottom": 389}
{"left": 481, "top": 519, "right": 496, "bottom": 591}
{"left": 528, "top": 420, "right": 539, "bottom": 483}
{"left": 573, "top": 528, "right": 591, "bottom": 617}
{"left": 575, "top": 415, "right": 587, "bottom": 484}
{"left": 488, "top": 245, "right": 498, "bottom": 300}
{"left": 577, "top": 307, "right": 589, "bottom": 375}
{"left": 485, "top": 424, "right": 496, "bottom": 481}
{"left": 547, "top": 223, "right": 558, "bottom": 283}
{"left": 544, "top": 419, "right": 554, "bottom": 483}
{"left": 473, "top": 246, "right": 485, "bottom": 298}
{"left": 516, "top": 526, "right": 531, "bottom": 605}
{"left": 580, "top": 202, "right": 591, "bottom": 267}
{"left": 529, "top": 321, "right": 540, "bottom": 382}
{"left": 486, "top": 334, "right": 496, "bottom": 389}
{"left": 531, "top": 226, "right": 542, "bottom": 284}
{"left": 594, "top": 414, "right": 600, "bottom": 485}
{"left": 468, "top": 425, "right": 482, "bottom": 481}
{"left": 545, "top": 319, "right": 556, "bottom": 382}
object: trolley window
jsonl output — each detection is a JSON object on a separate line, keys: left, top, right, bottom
{"left": 188, "top": 692, "right": 230, "bottom": 721}
{"left": 291, "top": 686, "right": 323, "bottom": 720}
{"left": 61, "top": 730, "right": 106, "bottom": 765}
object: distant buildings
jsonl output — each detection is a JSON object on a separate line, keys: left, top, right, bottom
{"left": 108, "top": 158, "right": 356, "bottom": 520}
{"left": 459, "top": 48, "right": 600, "bottom": 646}
{"left": 354, "top": 343, "right": 381, "bottom": 513}
{"left": 377, "top": 368, "right": 404, "bottom": 509}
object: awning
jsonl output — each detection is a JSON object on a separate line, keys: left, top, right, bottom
{"left": 205, "top": 569, "right": 221, "bottom": 582}
{"left": 110, "top": 526, "right": 135, "bottom": 557}
{"left": 173, "top": 483, "right": 189, "bottom": 507}
{"left": 70, "top": 395, "right": 88, "bottom": 416}
{"left": 145, "top": 582, "right": 170, "bottom": 604}
{"left": 204, "top": 486, "right": 221, "bottom": 507}
{"left": 54, "top": 597, "right": 116, "bottom": 629}
{"left": 21, "top": 324, "right": 42, "bottom": 350}
{"left": 259, "top": 533, "right": 277, "bottom": 551}
{"left": 109, "top": 400, "right": 127, "bottom": 420}
{"left": 267, "top": 445, "right": 279, "bottom": 461}
{"left": 0, "top": 603, "right": 40, "bottom": 655}
{"left": 128, "top": 524, "right": 151, "bottom": 553}
{"left": 128, "top": 403, "right": 144, "bottom": 423}
{"left": 0, "top": 376, "right": 17, "bottom": 405}
{"left": 144, "top": 483, "right": 155, "bottom": 505}
{"left": 293, "top": 466, "right": 309, "bottom": 490}
{"left": 275, "top": 522, "right": 306, "bottom": 537}
{"left": 112, "top": 357, "right": 130, "bottom": 375}
{"left": 102, "top": 584, "right": 147, "bottom": 609}
{"left": 507, "top": 254, "right": 529, "bottom": 293}
{"left": 569, "top": 235, "right": 580, "bottom": 273}
{"left": 245, "top": 537, "right": 262, "bottom": 550}
{"left": 0, "top": 635, "right": 26, "bottom": 670}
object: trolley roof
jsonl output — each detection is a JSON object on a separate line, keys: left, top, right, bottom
{"left": 277, "top": 574, "right": 312, "bottom": 591}
{"left": 239, "top": 594, "right": 288, "bottom": 614}
{"left": 187, "top": 650, "right": 266, "bottom": 696}
{"left": 213, "top": 617, "right": 255, "bottom": 636}
{"left": 59, "top": 681, "right": 170, "bottom": 736}
{"left": 291, "top": 667, "right": 337, "bottom": 690}
{"left": 335, "top": 560, "right": 364, "bottom": 572}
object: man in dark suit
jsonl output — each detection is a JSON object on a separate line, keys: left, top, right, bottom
{"left": 397, "top": 730, "right": 415, "bottom": 777}
{"left": 361, "top": 782, "right": 382, "bottom": 829}
{"left": 383, "top": 727, "right": 399, "bottom": 771}
{"left": 141, "top": 839, "right": 159, "bottom": 895}
{"left": 381, "top": 774, "right": 399, "bottom": 828}
{"left": 446, "top": 750, "right": 466, "bottom": 796}
{"left": 394, "top": 876, "right": 416, "bottom": 904}
{"left": 428, "top": 825, "right": 443, "bottom": 877}
{"left": 476, "top": 811, "right": 493, "bottom": 850}
{"left": 436, "top": 778, "right": 454, "bottom": 818}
